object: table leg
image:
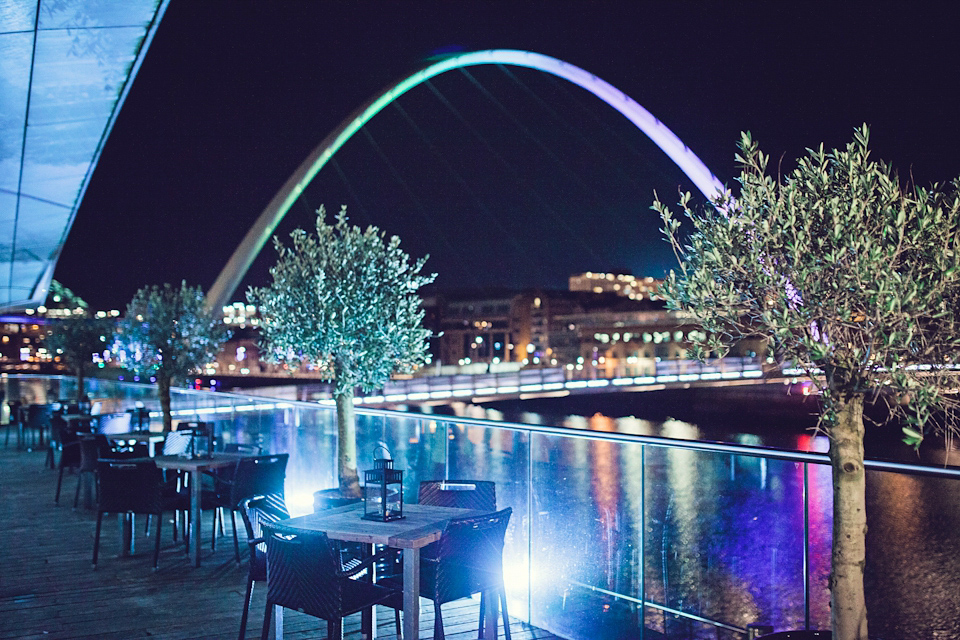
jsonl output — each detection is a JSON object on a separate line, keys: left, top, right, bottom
{"left": 119, "top": 513, "right": 135, "bottom": 557}
{"left": 361, "top": 543, "right": 376, "bottom": 639}
{"left": 191, "top": 468, "right": 202, "bottom": 568}
{"left": 274, "top": 604, "right": 284, "bottom": 639}
{"left": 483, "top": 589, "right": 499, "bottom": 639}
{"left": 403, "top": 547, "right": 420, "bottom": 640}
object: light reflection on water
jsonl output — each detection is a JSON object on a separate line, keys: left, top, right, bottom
{"left": 15, "top": 377, "right": 959, "bottom": 639}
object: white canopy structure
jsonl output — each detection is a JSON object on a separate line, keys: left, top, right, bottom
{"left": 0, "top": 0, "right": 169, "bottom": 311}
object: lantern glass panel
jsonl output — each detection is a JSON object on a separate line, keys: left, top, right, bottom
{"left": 362, "top": 459, "right": 404, "bottom": 521}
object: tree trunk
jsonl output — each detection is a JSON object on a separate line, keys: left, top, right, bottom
{"left": 829, "top": 393, "right": 868, "bottom": 640}
{"left": 75, "top": 364, "right": 85, "bottom": 402}
{"left": 158, "top": 374, "right": 173, "bottom": 432}
{"left": 335, "top": 387, "right": 361, "bottom": 498}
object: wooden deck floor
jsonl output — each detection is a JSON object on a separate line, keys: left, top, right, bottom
{"left": 0, "top": 445, "right": 562, "bottom": 640}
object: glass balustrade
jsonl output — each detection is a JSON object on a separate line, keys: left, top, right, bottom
{"left": 6, "top": 374, "right": 960, "bottom": 639}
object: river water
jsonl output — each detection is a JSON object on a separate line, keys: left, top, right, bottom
{"left": 400, "top": 388, "right": 960, "bottom": 640}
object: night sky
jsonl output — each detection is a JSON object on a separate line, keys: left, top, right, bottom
{"left": 55, "top": 1, "right": 960, "bottom": 311}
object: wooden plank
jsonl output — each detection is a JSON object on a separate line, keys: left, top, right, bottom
{"left": 0, "top": 447, "right": 561, "bottom": 640}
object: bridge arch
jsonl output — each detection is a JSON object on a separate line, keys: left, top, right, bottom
{"left": 207, "top": 49, "right": 726, "bottom": 310}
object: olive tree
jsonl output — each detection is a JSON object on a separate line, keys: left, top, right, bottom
{"left": 42, "top": 281, "right": 106, "bottom": 400}
{"left": 114, "top": 281, "right": 229, "bottom": 431}
{"left": 249, "top": 206, "right": 435, "bottom": 498}
{"left": 45, "top": 317, "right": 112, "bottom": 400}
{"left": 654, "top": 126, "right": 960, "bottom": 640}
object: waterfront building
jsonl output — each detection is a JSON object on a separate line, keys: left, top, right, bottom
{"left": 568, "top": 271, "right": 664, "bottom": 300}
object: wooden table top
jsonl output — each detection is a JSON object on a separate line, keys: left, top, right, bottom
{"left": 274, "top": 503, "right": 485, "bottom": 549}
{"left": 151, "top": 452, "right": 249, "bottom": 471}
{"left": 103, "top": 432, "right": 165, "bottom": 441}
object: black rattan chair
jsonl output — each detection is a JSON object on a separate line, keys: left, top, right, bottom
{"left": 222, "top": 442, "right": 261, "bottom": 455}
{"left": 419, "top": 479, "right": 497, "bottom": 511}
{"left": 74, "top": 435, "right": 106, "bottom": 508}
{"left": 25, "top": 403, "right": 53, "bottom": 450}
{"left": 260, "top": 523, "right": 401, "bottom": 640}
{"left": 380, "top": 507, "right": 513, "bottom": 640}
{"left": 205, "top": 453, "right": 288, "bottom": 563}
{"left": 237, "top": 495, "right": 289, "bottom": 640}
{"left": 53, "top": 426, "right": 82, "bottom": 504}
{"left": 92, "top": 459, "right": 188, "bottom": 570}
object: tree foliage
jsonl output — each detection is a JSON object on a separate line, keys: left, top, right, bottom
{"left": 45, "top": 317, "right": 111, "bottom": 397}
{"left": 248, "top": 205, "right": 436, "bottom": 395}
{"left": 249, "top": 205, "right": 435, "bottom": 496}
{"left": 655, "top": 126, "right": 960, "bottom": 639}
{"left": 656, "top": 126, "right": 960, "bottom": 441}
{"left": 114, "top": 281, "right": 229, "bottom": 430}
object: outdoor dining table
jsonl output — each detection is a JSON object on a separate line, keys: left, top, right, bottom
{"left": 152, "top": 452, "right": 250, "bottom": 567}
{"left": 271, "top": 502, "right": 487, "bottom": 640}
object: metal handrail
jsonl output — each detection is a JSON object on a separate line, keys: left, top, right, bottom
{"left": 31, "top": 375, "right": 960, "bottom": 636}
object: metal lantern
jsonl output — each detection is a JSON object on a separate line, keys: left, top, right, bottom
{"left": 362, "top": 458, "right": 404, "bottom": 521}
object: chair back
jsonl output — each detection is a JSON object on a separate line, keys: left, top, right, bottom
{"left": 96, "top": 412, "right": 132, "bottom": 435}
{"left": 96, "top": 460, "right": 163, "bottom": 515}
{"left": 239, "top": 495, "right": 289, "bottom": 580}
{"left": 58, "top": 427, "right": 83, "bottom": 467}
{"left": 27, "top": 403, "right": 53, "bottom": 429}
{"left": 229, "top": 454, "right": 288, "bottom": 507}
{"left": 419, "top": 480, "right": 496, "bottom": 511}
{"left": 263, "top": 524, "right": 344, "bottom": 620}
{"left": 78, "top": 435, "right": 108, "bottom": 472}
{"left": 126, "top": 407, "right": 151, "bottom": 431}
{"left": 162, "top": 431, "right": 193, "bottom": 455}
{"left": 432, "top": 507, "right": 512, "bottom": 604}
{"left": 222, "top": 442, "right": 261, "bottom": 455}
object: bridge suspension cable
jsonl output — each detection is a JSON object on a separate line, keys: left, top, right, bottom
{"left": 206, "top": 49, "right": 726, "bottom": 311}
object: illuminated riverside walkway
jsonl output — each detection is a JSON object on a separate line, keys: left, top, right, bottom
{"left": 5, "top": 375, "right": 960, "bottom": 639}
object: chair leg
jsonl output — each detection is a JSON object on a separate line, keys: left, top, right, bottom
{"left": 231, "top": 510, "right": 241, "bottom": 564}
{"left": 211, "top": 511, "right": 218, "bottom": 551}
{"left": 394, "top": 608, "right": 402, "bottom": 638}
{"left": 55, "top": 465, "right": 65, "bottom": 504}
{"left": 500, "top": 588, "right": 512, "bottom": 640}
{"left": 153, "top": 511, "right": 163, "bottom": 570}
{"left": 238, "top": 574, "right": 254, "bottom": 640}
{"left": 478, "top": 592, "right": 486, "bottom": 639}
{"left": 73, "top": 472, "right": 83, "bottom": 508}
{"left": 328, "top": 618, "right": 342, "bottom": 639}
{"left": 435, "top": 602, "right": 445, "bottom": 640}
{"left": 92, "top": 512, "right": 103, "bottom": 567}
{"left": 260, "top": 600, "right": 273, "bottom": 640}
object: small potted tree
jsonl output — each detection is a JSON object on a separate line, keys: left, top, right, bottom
{"left": 249, "top": 205, "right": 435, "bottom": 498}
{"left": 43, "top": 281, "right": 111, "bottom": 402}
{"left": 113, "top": 281, "right": 229, "bottom": 432}
{"left": 655, "top": 126, "right": 960, "bottom": 640}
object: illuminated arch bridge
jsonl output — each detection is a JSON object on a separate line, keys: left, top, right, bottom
{"left": 207, "top": 49, "right": 726, "bottom": 311}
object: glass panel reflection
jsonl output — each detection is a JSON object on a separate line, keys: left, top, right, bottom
{"left": 10, "top": 376, "right": 960, "bottom": 639}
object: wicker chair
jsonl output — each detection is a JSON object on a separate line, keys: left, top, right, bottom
{"left": 419, "top": 479, "right": 497, "bottom": 511}
{"left": 237, "top": 495, "right": 288, "bottom": 640}
{"left": 73, "top": 435, "right": 107, "bottom": 508}
{"left": 204, "top": 453, "right": 288, "bottom": 563}
{"left": 92, "top": 459, "right": 188, "bottom": 570}
{"left": 380, "top": 507, "right": 513, "bottom": 640}
{"left": 259, "top": 523, "right": 402, "bottom": 640}
{"left": 53, "top": 426, "right": 82, "bottom": 504}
